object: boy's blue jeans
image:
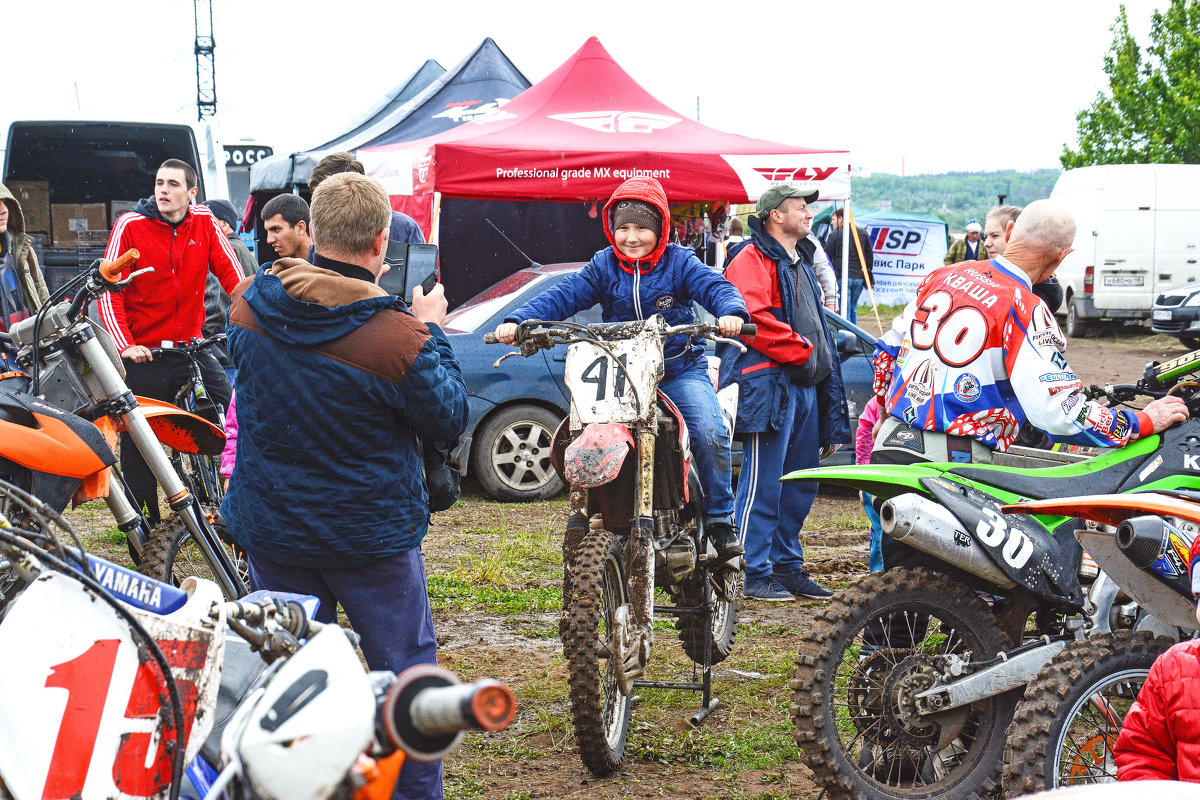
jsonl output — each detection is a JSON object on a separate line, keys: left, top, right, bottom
{"left": 660, "top": 365, "right": 734, "bottom": 520}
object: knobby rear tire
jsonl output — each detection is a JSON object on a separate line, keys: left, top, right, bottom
{"left": 790, "top": 567, "right": 1016, "bottom": 800}
{"left": 1002, "top": 630, "right": 1173, "bottom": 795}
{"left": 673, "top": 567, "right": 739, "bottom": 666}
{"left": 561, "top": 528, "right": 632, "bottom": 776}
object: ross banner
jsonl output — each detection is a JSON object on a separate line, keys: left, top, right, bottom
{"left": 864, "top": 219, "right": 947, "bottom": 306}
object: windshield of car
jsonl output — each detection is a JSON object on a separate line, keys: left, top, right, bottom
{"left": 443, "top": 272, "right": 552, "bottom": 333}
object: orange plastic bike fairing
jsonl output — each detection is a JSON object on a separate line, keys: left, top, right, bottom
{"left": 73, "top": 466, "right": 112, "bottom": 505}
{"left": 564, "top": 422, "right": 635, "bottom": 488}
{"left": 0, "top": 414, "right": 110, "bottom": 479}
{"left": 1002, "top": 493, "right": 1200, "bottom": 528}
{"left": 352, "top": 751, "right": 405, "bottom": 800}
{"left": 119, "top": 396, "right": 226, "bottom": 456}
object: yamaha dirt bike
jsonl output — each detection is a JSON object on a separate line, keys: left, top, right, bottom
{"left": 485, "top": 314, "right": 753, "bottom": 776}
{"left": 1000, "top": 490, "right": 1200, "bottom": 795}
{"left": 785, "top": 349, "right": 1200, "bottom": 800}
{"left": 0, "top": 477, "right": 516, "bottom": 800}
{"left": 1, "top": 250, "right": 246, "bottom": 599}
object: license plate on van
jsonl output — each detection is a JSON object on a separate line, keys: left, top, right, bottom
{"left": 1103, "top": 275, "right": 1144, "bottom": 287}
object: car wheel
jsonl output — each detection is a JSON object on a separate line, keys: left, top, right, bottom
{"left": 1179, "top": 334, "right": 1200, "bottom": 350}
{"left": 1065, "top": 300, "right": 1092, "bottom": 338}
{"left": 471, "top": 404, "right": 564, "bottom": 502}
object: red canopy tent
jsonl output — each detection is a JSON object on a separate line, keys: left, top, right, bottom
{"left": 360, "top": 36, "right": 850, "bottom": 235}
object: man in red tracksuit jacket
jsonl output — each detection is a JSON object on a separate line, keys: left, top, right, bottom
{"left": 99, "top": 158, "right": 245, "bottom": 524}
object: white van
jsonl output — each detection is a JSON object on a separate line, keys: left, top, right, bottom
{"left": 1050, "top": 163, "right": 1200, "bottom": 336}
{"left": 0, "top": 117, "right": 229, "bottom": 291}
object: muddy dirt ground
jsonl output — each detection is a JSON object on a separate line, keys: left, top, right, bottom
{"left": 423, "top": 323, "right": 1192, "bottom": 800}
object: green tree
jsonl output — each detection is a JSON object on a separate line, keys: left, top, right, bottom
{"left": 1063, "top": 1, "right": 1200, "bottom": 167}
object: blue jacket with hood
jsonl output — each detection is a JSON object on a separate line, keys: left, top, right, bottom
{"left": 504, "top": 176, "right": 748, "bottom": 381}
{"left": 220, "top": 256, "right": 468, "bottom": 569}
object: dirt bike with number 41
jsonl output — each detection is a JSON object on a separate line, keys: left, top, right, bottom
{"left": 782, "top": 348, "right": 1200, "bottom": 800}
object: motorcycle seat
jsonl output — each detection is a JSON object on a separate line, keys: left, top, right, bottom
{"left": 947, "top": 448, "right": 1149, "bottom": 501}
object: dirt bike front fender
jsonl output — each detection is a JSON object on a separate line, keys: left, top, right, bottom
{"left": 782, "top": 463, "right": 946, "bottom": 501}
{"left": 563, "top": 422, "right": 635, "bottom": 489}
{"left": 122, "top": 396, "right": 226, "bottom": 456}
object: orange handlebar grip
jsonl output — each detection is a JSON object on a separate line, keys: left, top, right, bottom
{"left": 99, "top": 249, "right": 140, "bottom": 282}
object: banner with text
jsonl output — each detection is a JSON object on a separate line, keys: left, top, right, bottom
{"left": 863, "top": 219, "right": 947, "bottom": 306}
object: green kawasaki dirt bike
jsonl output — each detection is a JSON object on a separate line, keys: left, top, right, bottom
{"left": 784, "top": 348, "right": 1200, "bottom": 800}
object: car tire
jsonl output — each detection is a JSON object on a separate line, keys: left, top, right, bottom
{"left": 1179, "top": 334, "right": 1200, "bottom": 350}
{"left": 471, "top": 404, "right": 565, "bottom": 502}
{"left": 1065, "top": 301, "right": 1092, "bottom": 339}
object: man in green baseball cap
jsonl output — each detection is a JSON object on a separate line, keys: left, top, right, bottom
{"left": 756, "top": 184, "right": 820, "bottom": 219}
{"left": 716, "top": 182, "right": 849, "bottom": 603}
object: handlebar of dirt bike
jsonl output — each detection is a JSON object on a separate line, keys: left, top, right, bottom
{"left": 148, "top": 333, "right": 228, "bottom": 360}
{"left": 99, "top": 249, "right": 140, "bottom": 283}
{"left": 221, "top": 597, "right": 327, "bottom": 659}
{"left": 380, "top": 664, "right": 517, "bottom": 762}
{"left": 482, "top": 321, "right": 756, "bottom": 345}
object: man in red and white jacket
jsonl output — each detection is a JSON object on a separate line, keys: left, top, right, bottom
{"left": 100, "top": 158, "right": 245, "bottom": 523}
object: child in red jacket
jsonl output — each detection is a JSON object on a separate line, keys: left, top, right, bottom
{"left": 1114, "top": 536, "right": 1200, "bottom": 781}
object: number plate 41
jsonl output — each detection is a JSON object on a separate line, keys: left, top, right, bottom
{"left": 565, "top": 331, "right": 662, "bottom": 426}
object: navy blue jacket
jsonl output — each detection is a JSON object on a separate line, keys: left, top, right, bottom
{"left": 505, "top": 243, "right": 748, "bottom": 380}
{"left": 221, "top": 257, "right": 467, "bottom": 568}
{"left": 717, "top": 216, "right": 851, "bottom": 445}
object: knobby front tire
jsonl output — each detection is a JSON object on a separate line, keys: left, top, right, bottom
{"left": 561, "top": 528, "right": 632, "bottom": 776}
{"left": 1003, "top": 630, "right": 1173, "bottom": 794}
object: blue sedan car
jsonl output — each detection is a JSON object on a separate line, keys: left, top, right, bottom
{"left": 444, "top": 263, "right": 878, "bottom": 502}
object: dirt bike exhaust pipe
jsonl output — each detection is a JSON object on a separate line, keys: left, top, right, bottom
{"left": 880, "top": 493, "right": 1016, "bottom": 590}
{"left": 1116, "top": 515, "right": 1170, "bottom": 568}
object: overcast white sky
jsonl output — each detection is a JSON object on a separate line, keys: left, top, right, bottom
{"left": 5, "top": 0, "right": 1173, "bottom": 175}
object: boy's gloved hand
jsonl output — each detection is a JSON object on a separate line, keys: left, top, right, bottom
{"left": 717, "top": 315, "right": 744, "bottom": 337}
{"left": 495, "top": 322, "right": 519, "bottom": 344}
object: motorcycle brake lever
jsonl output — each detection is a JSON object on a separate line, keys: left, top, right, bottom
{"left": 492, "top": 351, "right": 522, "bottom": 369}
{"left": 109, "top": 266, "right": 155, "bottom": 290}
{"left": 713, "top": 336, "right": 748, "bottom": 354}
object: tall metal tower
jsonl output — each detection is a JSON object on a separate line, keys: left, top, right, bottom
{"left": 194, "top": 0, "right": 217, "bottom": 120}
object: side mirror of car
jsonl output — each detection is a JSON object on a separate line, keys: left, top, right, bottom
{"left": 836, "top": 330, "right": 863, "bottom": 357}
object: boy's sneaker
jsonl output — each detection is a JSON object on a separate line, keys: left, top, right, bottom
{"left": 774, "top": 568, "right": 834, "bottom": 600}
{"left": 743, "top": 576, "right": 795, "bottom": 602}
{"left": 707, "top": 522, "right": 744, "bottom": 565}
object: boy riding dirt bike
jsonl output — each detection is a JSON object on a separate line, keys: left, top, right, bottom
{"left": 494, "top": 176, "right": 749, "bottom": 564}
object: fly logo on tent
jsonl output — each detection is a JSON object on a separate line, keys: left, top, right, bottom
{"left": 434, "top": 99, "right": 513, "bottom": 124}
{"left": 548, "top": 111, "right": 680, "bottom": 134}
{"left": 751, "top": 167, "right": 840, "bottom": 183}
{"left": 870, "top": 225, "right": 924, "bottom": 256}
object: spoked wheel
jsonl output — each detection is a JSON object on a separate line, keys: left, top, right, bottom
{"left": 138, "top": 504, "right": 249, "bottom": 600}
{"left": 791, "top": 568, "right": 1018, "bottom": 800}
{"left": 1003, "top": 630, "right": 1173, "bottom": 794}
{"left": 561, "top": 528, "right": 633, "bottom": 776}
{"left": 175, "top": 451, "right": 224, "bottom": 507}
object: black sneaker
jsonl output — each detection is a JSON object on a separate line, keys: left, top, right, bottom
{"left": 743, "top": 576, "right": 795, "bottom": 602}
{"left": 774, "top": 568, "right": 833, "bottom": 600}
{"left": 706, "top": 522, "right": 744, "bottom": 565}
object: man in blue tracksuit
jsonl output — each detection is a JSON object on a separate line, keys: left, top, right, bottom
{"left": 719, "top": 185, "right": 851, "bottom": 601}
{"left": 222, "top": 172, "right": 467, "bottom": 800}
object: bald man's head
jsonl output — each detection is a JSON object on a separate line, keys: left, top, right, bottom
{"left": 1009, "top": 200, "right": 1076, "bottom": 253}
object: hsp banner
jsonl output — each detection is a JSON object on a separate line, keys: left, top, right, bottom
{"left": 864, "top": 218, "right": 947, "bottom": 306}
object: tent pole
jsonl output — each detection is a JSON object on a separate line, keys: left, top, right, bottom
{"left": 431, "top": 192, "right": 443, "bottom": 246}
{"left": 845, "top": 202, "right": 883, "bottom": 335}
{"left": 840, "top": 201, "right": 850, "bottom": 319}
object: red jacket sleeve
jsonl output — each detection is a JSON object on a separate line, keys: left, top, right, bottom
{"left": 1115, "top": 658, "right": 1179, "bottom": 781}
{"left": 723, "top": 247, "right": 812, "bottom": 366}
{"left": 98, "top": 214, "right": 137, "bottom": 352}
